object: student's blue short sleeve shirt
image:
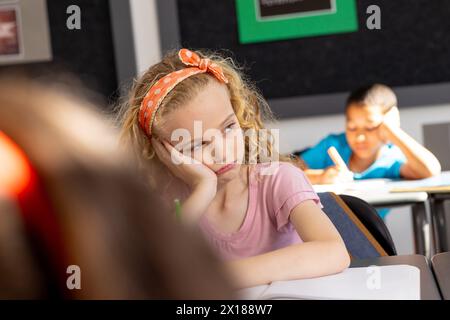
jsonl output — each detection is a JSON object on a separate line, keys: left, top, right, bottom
{"left": 301, "top": 133, "right": 406, "bottom": 180}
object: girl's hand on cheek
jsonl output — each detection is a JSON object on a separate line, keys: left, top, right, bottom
{"left": 379, "top": 107, "right": 400, "bottom": 143}
{"left": 152, "top": 138, "right": 217, "bottom": 190}
{"left": 377, "top": 123, "right": 389, "bottom": 144}
{"left": 383, "top": 106, "right": 401, "bottom": 128}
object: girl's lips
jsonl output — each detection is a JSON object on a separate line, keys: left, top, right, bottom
{"left": 215, "top": 161, "right": 237, "bottom": 175}
{"left": 354, "top": 144, "right": 369, "bottom": 151}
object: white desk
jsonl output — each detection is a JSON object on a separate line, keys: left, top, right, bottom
{"left": 388, "top": 171, "right": 450, "bottom": 193}
{"left": 343, "top": 191, "right": 428, "bottom": 206}
{"left": 352, "top": 254, "right": 442, "bottom": 300}
{"left": 388, "top": 171, "right": 450, "bottom": 253}
{"left": 314, "top": 181, "right": 428, "bottom": 205}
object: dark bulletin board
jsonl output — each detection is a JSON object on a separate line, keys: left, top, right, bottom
{"left": 0, "top": 0, "right": 118, "bottom": 102}
{"left": 171, "top": 0, "right": 450, "bottom": 117}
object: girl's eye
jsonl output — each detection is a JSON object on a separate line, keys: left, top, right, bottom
{"left": 366, "top": 127, "right": 377, "bottom": 132}
{"left": 191, "top": 141, "right": 207, "bottom": 151}
{"left": 347, "top": 127, "right": 356, "bottom": 132}
{"left": 224, "top": 122, "right": 237, "bottom": 134}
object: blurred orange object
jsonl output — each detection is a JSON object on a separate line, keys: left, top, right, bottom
{"left": 0, "top": 131, "right": 32, "bottom": 197}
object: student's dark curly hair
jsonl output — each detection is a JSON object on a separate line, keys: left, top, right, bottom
{"left": 346, "top": 84, "right": 397, "bottom": 113}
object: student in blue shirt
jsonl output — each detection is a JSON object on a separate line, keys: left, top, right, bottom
{"left": 301, "top": 84, "right": 441, "bottom": 185}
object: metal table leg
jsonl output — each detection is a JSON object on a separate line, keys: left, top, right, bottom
{"left": 411, "top": 202, "right": 429, "bottom": 257}
{"left": 430, "top": 197, "right": 448, "bottom": 254}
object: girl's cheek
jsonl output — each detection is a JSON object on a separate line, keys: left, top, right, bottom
{"left": 191, "top": 149, "right": 203, "bottom": 162}
{"left": 371, "top": 130, "right": 383, "bottom": 143}
{"left": 226, "top": 130, "right": 245, "bottom": 163}
{"left": 199, "top": 149, "right": 215, "bottom": 166}
{"left": 346, "top": 132, "right": 356, "bottom": 144}
{"left": 235, "top": 136, "right": 245, "bottom": 163}
{"left": 368, "top": 135, "right": 384, "bottom": 151}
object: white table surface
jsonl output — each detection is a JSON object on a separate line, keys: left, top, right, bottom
{"left": 313, "top": 179, "right": 428, "bottom": 205}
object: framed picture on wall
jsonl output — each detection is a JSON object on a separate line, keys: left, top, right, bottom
{"left": 257, "top": 0, "right": 336, "bottom": 20}
{"left": 0, "top": 0, "right": 51, "bottom": 66}
{"left": 0, "top": 5, "right": 23, "bottom": 60}
{"left": 236, "top": 0, "right": 358, "bottom": 44}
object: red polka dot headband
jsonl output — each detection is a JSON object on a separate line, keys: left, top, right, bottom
{"left": 139, "top": 48, "right": 229, "bottom": 139}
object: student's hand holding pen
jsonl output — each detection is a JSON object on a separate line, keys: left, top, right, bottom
{"left": 323, "top": 147, "right": 354, "bottom": 184}
{"left": 319, "top": 166, "right": 344, "bottom": 184}
{"left": 305, "top": 148, "right": 354, "bottom": 184}
{"left": 319, "top": 166, "right": 354, "bottom": 184}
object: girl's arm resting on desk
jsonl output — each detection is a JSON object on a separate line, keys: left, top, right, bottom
{"left": 381, "top": 122, "right": 441, "bottom": 179}
{"left": 226, "top": 200, "right": 350, "bottom": 289}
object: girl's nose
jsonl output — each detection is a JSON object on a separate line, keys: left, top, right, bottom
{"left": 356, "top": 133, "right": 366, "bottom": 142}
{"left": 211, "top": 135, "right": 226, "bottom": 163}
{"left": 214, "top": 135, "right": 238, "bottom": 164}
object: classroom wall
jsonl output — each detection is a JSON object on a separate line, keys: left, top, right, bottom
{"left": 131, "top": 0, "right": 450, "bottom": 255}
{"left": 129, "top": 0, "right": 161, "bottom": 74}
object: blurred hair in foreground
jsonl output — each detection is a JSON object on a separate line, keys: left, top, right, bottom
{"left": 0, "top": 77, "right": 233, "bottom": 299}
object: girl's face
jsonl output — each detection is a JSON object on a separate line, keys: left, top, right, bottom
{"left": 345, "top": 103, "right": 385, "bottom": 160}
{"left": 159, "top": 80, "right": 245, "bottom": 183}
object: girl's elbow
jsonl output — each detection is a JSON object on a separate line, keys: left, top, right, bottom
{"left": 430, "top": 162, "right": 442, "bottom": 177}
{"left": 426, "top": 156, "right": 442, "bottom": 177}
{"left": 337, "top": 244, "right": 351, "bottom": 271}
{"left": 330, "top": 241, "right": 351, "bottom": 272}
{"left": 421, "top": 164, "right": 441, "bottom": 179}
{"left": 409, "top": 161, "right": 441, "bottom": 179}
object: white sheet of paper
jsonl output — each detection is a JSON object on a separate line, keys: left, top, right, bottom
{"left": 313, "top": 179, "right": 389, "bottom": 194}
{"left": 238, "top": 265, "right": 420, "bottom": 300}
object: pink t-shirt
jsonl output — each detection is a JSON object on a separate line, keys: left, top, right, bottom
{"left": 198, "top": 162, "right": 322, "bottom": 261}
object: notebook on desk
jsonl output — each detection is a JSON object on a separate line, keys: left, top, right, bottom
{"left": 237, "top": 265, "right": 420, "bottom": 300}
{"left": 389, "top": 171, "right": 450, "bottom": 193}
{"left": 313, "top": 179, "right": 390, "bottom": 194}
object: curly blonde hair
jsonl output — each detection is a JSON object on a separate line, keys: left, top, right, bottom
{"left": 116, "top": 49, "right": 302, "bottom": 196}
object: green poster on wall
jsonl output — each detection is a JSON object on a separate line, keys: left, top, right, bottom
{"left": 236, "top": 0, "right": 358, "bottom": 44}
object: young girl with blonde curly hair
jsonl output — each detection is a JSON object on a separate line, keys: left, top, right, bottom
{"left": 117, "top": 49, "right": 350, "bottom": 288}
